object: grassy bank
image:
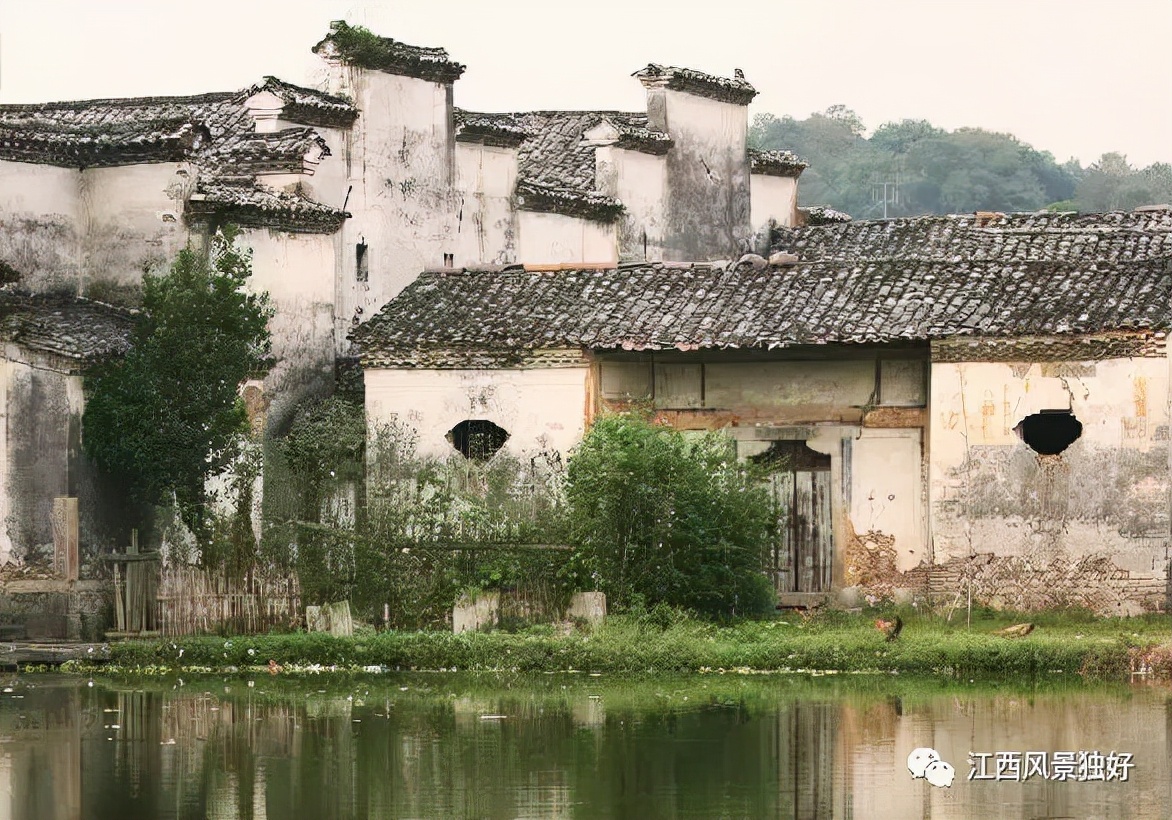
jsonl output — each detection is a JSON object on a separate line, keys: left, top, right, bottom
{"left": 65, "top": 609, "right": 1171, "bottom": 681}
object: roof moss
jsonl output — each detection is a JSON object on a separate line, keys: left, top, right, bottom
{"left": 312, "top": 21, "right": 466, "bottom": 84}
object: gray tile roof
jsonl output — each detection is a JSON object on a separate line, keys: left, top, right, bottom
{"left": 186, "top": 182, "right": 349, "bottom": 234}
{"left": 312, "top": 21, "right": 465, "bottom": 84}
{"left": 0, "top": 292, "right": 135, "bottom": 361}
{"left": 0, "top": 82, "right": 348, "bottom": 232}
{"left": 455, "top": 110, "right": 665, "bottom": 223}
{"left": 206, "top": 127, "right": 331, "bottom": 180}
{"left": 353, "top": 210, "right": 1172, "bottom": 366}
{"left": 749, "top": 148, "right": 808, "bottom": 178}
{"left": 248, "top": 77, "right": 357, "bottom": 128}
{"left": 634, "top": 64, "right": 758, "bottom": 105}
{"left": 0, "top": 120, "right": 209, "bottom": 168}
{"left": 773, "top": 210, "right": 1172, "bottom": 263}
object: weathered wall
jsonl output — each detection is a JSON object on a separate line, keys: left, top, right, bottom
{"left": 928, "top": 355, "right": 1169, "bottom": 613}
{"left": 365, "top": 363, "right": 590, "bottom": 460}
{"left": 0, "top": 349, "right": 81, "bottom": 566}
{"left": 596, "top": 146, "right": 667, "bottom": 262}
{"left": 517, "top": 212, "right": 617, "bottom": 266}
{"left": 750, "top": 173, "right": 798, "bottom": 232}
{"left": 0, "top": 160, "right": 81, "bottom": 293}
{"left": 80, "top": 163, "right": 191, "bottom": 303}
{"left": 845, "top": 430, "right": 926, "bottom": 573}
{"left": 331, "top": 66, "right": 459, "bottom": 329}
{"left": 598, "top": 351, "right": 930, "bottom": 590}
{"left": 599, "top": 356, "right": 925, "bottom": 422}
{"left": 242, "top": 228, "right": 339, "bottom": 430}
{"left": 454, "top": 142, "right": 519, "bottom": 266}
{"left": 653, "top": 89, "right": 750, "bottom": 261}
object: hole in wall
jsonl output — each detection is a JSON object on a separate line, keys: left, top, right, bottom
{"left": 1014, "top": 410, "right": 1083, "bottom": 455}
{"left": 356, "top": 241, "right": 369, "bottom": 282}
{"left": 447, "top": 420, "right": 509, "bottom": 460}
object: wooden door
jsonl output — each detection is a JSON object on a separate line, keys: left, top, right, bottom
{"left": 760, "top": 442, "right": 833, "bottom": 594}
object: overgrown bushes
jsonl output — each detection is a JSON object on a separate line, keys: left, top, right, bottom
{"left": 565, "top": 413, "right": 776, "bottom": 619}
{"left": 265, "top": 409, "right": 777, "bottom": 628}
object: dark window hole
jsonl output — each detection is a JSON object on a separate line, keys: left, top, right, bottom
{"left": 447, "top": 419, "right": 509, "bottom": 460}
{"left": 1014, "top": 410, "right": 1082, "bottom": 455}
{"left": 356, "top": 241, "right": 369, "bottom": 282}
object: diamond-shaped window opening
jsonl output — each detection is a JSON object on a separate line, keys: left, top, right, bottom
{"left": 447, "top": 419, "right": 510, "bottom": 460}
{"left": 1014, "top": 410, "right": 1083, "bottom": 455}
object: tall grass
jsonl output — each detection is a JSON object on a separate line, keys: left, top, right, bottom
{"left": 94, "top": 610, "right": 1168, "bottom": 681}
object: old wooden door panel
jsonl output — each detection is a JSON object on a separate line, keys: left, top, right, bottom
{"left": 772, "top": 471, "right": 795, "bottom": 591}
{"left": 767, "top": 443, "right": 833, "bottom": 594}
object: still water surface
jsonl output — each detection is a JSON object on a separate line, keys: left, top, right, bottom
{"left": 0, "top": 673, "right": 1168, "bottom": 819}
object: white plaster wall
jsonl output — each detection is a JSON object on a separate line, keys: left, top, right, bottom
{"left": 750, "top": 173, "right": 798, "bottom": 232}
{"left": 658, "top": 89, "right": 751, "bottom": 261}
{"left": 365, "top": 366, "right": 590, "bottom": 460}
{"left": 662, "top": 89, "right": 748, "bottom": 155}
{"left": 81, "top": 163, "right": 191, "bottom": 296}
{"left": 0, "top": 351, "right": 74, "bottom": 564}
{"left": 931, "top": 359, "right": 1169, "bottom": 460}
{"left": 281, "top": 124, "right": 352, "bottom": 210}
{"left": 847, "top": 429, "right": 926, "bottom": 570}
{"left": 0, "top": 160, "right": 81, "bottom": 292}
{"left": 517, "top": 212, "right": 618, "bottom": 266}
{"left": 454, "top": 142, "right": 518, "bottom": 265}
{"left": 242, "top": 229, "right": 338, "bottom": 424}
{"left": 335, "top": 68, "right": 459, "bottom": 327}
{"left": 596, "top": 146, "right": 666, "bottom": 262}
{"left": 929, "top": 357, "right": 1170, "bottom": 571}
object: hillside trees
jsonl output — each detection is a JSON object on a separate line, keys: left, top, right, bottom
{"left": 749, "top": 108, "right": 1159, "bottom": 217}
{"left": 83, "top": 230, "right": 272, "bottom": 539}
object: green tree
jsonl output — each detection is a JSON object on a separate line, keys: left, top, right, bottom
{"left": 1075, "top": 153, "right": 1172, "bottom": 212}
{"left": 750, "top": 110, "right": 1082, "bottom": 218}
{"left": 83, "top": 231, "right": 272, "bottom": 537}
{"left": 564, "top": 412, "right": 775, "bottom": 619}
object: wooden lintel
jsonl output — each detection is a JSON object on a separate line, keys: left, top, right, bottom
{"left": 726, "top": 426, "right": 817, "bottom": 441}
{"left": 863, "top": 406, "right": 926, "bottom": 428}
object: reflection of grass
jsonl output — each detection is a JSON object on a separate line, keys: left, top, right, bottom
{"left": 40, "top": 668, "right": 1137, "bottom": 718}
{"left": 77, "top": 609, "right": 1170, "bottom": 681}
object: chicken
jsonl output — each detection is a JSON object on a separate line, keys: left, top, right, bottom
{"left": 875, "top": 615, "right": 903, "bottom": 641}
{"left": 268, "top": 659, "right": 283, "bottom": 675}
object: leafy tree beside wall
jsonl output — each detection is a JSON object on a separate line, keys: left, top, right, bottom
{"left": 83, "top": 230, "right": 273, "bottom": 540}
{"left": 564, "top": 413, "right": 776, "bottom": 619}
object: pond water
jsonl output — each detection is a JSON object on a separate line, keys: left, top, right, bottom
{"left": 0, "top": 672, "right": 1168, "bottom": 819}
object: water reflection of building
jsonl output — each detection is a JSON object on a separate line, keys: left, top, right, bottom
{"left": 1, "top": 680, "right": 1170, "bottom": 818}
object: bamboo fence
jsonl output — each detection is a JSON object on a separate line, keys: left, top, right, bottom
{"left": 156, "top": 566, "right": 302, "bottom": 636}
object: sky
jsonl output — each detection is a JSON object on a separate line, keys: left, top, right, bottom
{"left": 1, "top": 0, "right": 1169, "bottom": 168}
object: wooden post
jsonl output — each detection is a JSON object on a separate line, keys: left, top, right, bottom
{"left": 51, "top": 497, "right": 79, "bottom": 581}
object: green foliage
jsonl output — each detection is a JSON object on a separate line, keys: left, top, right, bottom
{"left": 82, "top": 231, "right": 272, "bottom": 536}
{"left": 267, "top": 417, "right": 570, "bottom": 627}
{"left": 564, "top": 412, "right": 774, "bottom": 619}
{"left": 1073, "top": 153, "right": 1172, "bottom": 212}
{"left": 751, "top": 109, "right": 1079, "bottom": 217}
{"left": 94, "top": 610, "right": 1169, "bottom": 679}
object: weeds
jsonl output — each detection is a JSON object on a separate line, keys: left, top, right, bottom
{"left": 94, "top": 610, "right": 1170, "bottom": 681}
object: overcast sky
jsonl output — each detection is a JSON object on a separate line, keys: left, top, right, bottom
{"left": 2, "top": 0, "right": 1169, "bottom": 167}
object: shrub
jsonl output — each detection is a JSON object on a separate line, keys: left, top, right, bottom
{"left": 565, "top": 412, "right": 773, "bottom": 619}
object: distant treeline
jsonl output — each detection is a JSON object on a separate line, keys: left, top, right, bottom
{"left": 751, "top": 105, "right": 1172, "bottom": 218}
